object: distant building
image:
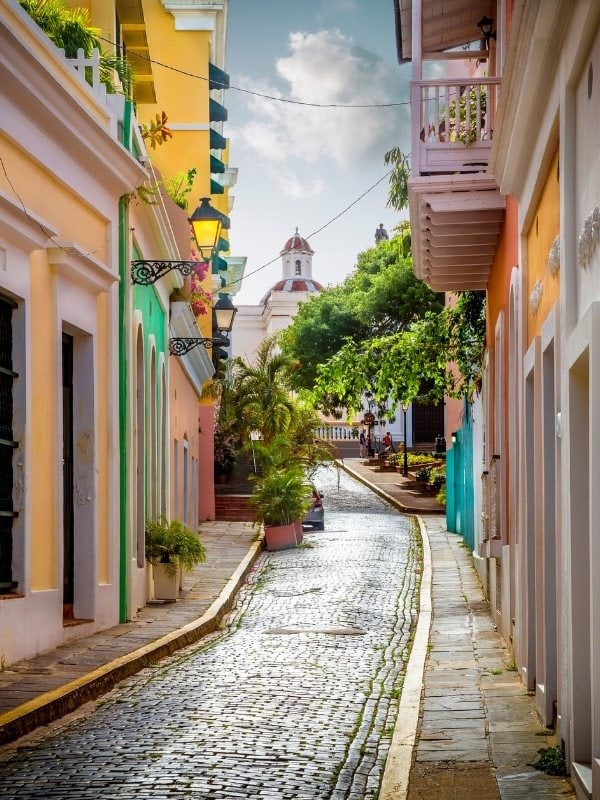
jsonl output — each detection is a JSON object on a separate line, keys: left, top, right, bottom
{"left": 231, "top": 229, "right": 323, "bottom": 364}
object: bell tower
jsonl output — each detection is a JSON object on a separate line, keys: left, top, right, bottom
{"left": 280, "top": 228, "right": 314, "bottom": 280}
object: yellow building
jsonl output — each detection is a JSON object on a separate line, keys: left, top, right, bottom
{"left": 0, "top": 0, "right": 147, "bottom": 662}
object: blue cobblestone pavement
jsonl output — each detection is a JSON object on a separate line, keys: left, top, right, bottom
{"left": 0, "top": 469, "right": 419, "bottom": 799}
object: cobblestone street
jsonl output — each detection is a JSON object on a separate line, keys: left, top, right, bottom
{"left": 0, "top": 470, "right": 419, "bottom": 800}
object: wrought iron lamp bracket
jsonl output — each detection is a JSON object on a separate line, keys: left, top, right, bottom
{"left": 169, "top": 337, "right": 225, "bottom": 356}
{"left": 131, "top": 260, "right": 203, "bottom": 286}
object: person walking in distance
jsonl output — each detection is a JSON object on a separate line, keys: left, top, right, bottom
{"left": 359, "top": 429, "right": 367, "bottom": 458}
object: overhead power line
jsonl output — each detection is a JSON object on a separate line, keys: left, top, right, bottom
{"left": 97, "top": 36, "right": 409, "bottom": 109}
{"left": 217, "top": 168, "right": 395, "bottom": 295}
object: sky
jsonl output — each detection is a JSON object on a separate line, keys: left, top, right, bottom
{"left": 224, "top": 0, "right": 412, "bottom": 304}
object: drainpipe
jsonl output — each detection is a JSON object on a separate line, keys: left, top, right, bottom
{"left": 117, "top": 99, "right": 133, "bottom": 622}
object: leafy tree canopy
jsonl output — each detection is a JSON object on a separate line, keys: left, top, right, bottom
{"left": 280, "top": 230, "right": 442, "bottom": 392}
{"left": 312, "top": 292, "right": 486, "bottom": 418}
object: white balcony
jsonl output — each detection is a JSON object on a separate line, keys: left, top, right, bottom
{"left": 412, "top": 77, "right": 500, "bottom": 176}
{"left": 409, "top": 77, "right": 504, "bottom": 291}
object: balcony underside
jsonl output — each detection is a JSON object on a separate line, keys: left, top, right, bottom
{"left": 409, "top": 175, "right": 504, "bottom": 291}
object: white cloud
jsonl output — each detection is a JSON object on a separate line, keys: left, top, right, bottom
{"left": 233, "top": 28, "right": 409, "bottom": 188}
{"left": 275, "top": 169, "right": 324, "bottom": 198}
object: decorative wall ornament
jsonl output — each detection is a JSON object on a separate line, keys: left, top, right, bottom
{"left": 577, "top": 206, "right": 600, "bottom": 268}
{"left": 529, "top": 279, "right": 543, "bottom": 314}
{"left": 547, "top": 235, "right": 560, "bottom": 274}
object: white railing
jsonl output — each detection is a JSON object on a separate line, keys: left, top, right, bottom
{"left": 314, "top": 426, "right": 357, "bottom": 441}
{"left": 62, "top": 48, "right": 107, "bottom": 101}
{"left": 419, "top": 78, "right": 500, "bottom": 143}
{"left": 412, "top": 77, "right": 501, "bottom": 175}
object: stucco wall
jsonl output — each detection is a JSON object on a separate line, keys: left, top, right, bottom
{"left": 526, "top": 150, "right": 560, "bottom": 346}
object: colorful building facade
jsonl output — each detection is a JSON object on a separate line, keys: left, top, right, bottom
{"left": 0, "top": 0, "right": 239, "bottom": 661}
{"left": 397, "top": 0, "right": 600, "bottom": 793}
{"left": 0, "top": 0, "right": 145, "bottom": 661}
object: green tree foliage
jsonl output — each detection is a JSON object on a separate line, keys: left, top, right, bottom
{"left": 280, "top": 232, "right": 442, "bottom": 392}
{"left": 208, "top": 338, "right": 334, "bottom": 478}
{"left": 313, "top": 292, "right": 486, "bottom": 417}
{"left": 20, "top": 0, "right": 134, "bottom": 97}
{"left": 384, "top": 146, "right": 410, "bottom": 211}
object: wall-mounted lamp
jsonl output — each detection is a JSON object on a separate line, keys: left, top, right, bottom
{"left": 477, "top": 16, "right": 496, "bottom": 49}
{"left": 170, "top": 291, "right": 237, "bottom": 358}
{"left": 132, "top": 197, "right": 225, "bottom": 285}
{"left": 213, "top": 293, "right": 237, "bottom": 333}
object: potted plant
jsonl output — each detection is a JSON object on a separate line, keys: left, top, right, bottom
{"left": 145, "top": 517, "right": 207, "bottom": 600}
{"left": 249, "top": 465, "right": 311, "bottom": 551}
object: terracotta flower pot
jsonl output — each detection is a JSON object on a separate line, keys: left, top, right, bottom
{"left": 264, "top": 522, "right": 298, "bottom": 551}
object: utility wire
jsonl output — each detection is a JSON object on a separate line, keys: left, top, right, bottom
{"left": 217, "top": 167, "right": 395, "bottom": 295}
{"left": 1, "top": 155, "right": 121, "bottom": 260}
{"left": 1, "top": 155, "right": 403, "bottom": 297}
{"left": 97, "top": 35, "right": 409, "bottom": 109}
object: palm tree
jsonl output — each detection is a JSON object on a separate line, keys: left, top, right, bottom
{"left": 231, "top": 336, "right": 298, "bottom": 445}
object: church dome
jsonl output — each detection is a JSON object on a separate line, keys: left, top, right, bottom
{"left": 260, "top": 277, "right": 323, "bottom": 304}
{"left": 281, "top": 227, "right": 314, "bottom": 255}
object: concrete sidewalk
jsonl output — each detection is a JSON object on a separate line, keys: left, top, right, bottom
{"left": 0, "top": 521, "right": 261, "bottom": 746}
{"left": 338, "top": 460, "right": 575, "bottom": 800}
{"left": 338, "top": 457, "right": 443, "bottom": 514}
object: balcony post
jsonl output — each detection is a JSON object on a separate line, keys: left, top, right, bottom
{"left": 412, "top": 0, "right": 422, "bottom": 79}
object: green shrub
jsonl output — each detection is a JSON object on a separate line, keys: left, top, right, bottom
{"left": 430, "top": 466, "right": 446, "bottom": 491}
{"left": 406, "top": 453, "right": 437, "bottom": 467}
{"left": 249, "top": 466, "right": 311, "bottom": 528}
{"left": 415, "top": 466, "right": 432, "bottom": 483}
{"left": 532, "top": 745, "right": 566, "bottom": 776}
{"left": 145, "top": 517, "right": 207, "bottom": 575}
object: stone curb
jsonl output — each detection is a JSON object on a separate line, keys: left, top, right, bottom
{"left": 335, "top": 459, "right": 443, "bottom": 515}
{"left": 0, "top": 534, "right": 264, "bottom": 746}
{"left": 379, "top": 516, "right": 432, "bottom": 800}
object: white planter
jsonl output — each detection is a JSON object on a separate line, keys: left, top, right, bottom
{"left": 152, "top": 563, "right": 180, "bottom": 601}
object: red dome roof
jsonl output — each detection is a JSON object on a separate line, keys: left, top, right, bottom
{"left": 281, "top": 227, "right": 314, "bottom": 255}
{"left": 271, "top": 278, "right": 323, "bottom": 292}
{"left": 260, "top": 278, "right": 323, "bottom": 304}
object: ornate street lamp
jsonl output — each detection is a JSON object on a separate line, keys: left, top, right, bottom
{"left": 170, "top": 293, "right": 237, "bottom": 358}
{"left": 402, "top": 401, "right": 410, "bottom": 477}
{"left": 131, "top": 197, "right": 224, "bottom": 285}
